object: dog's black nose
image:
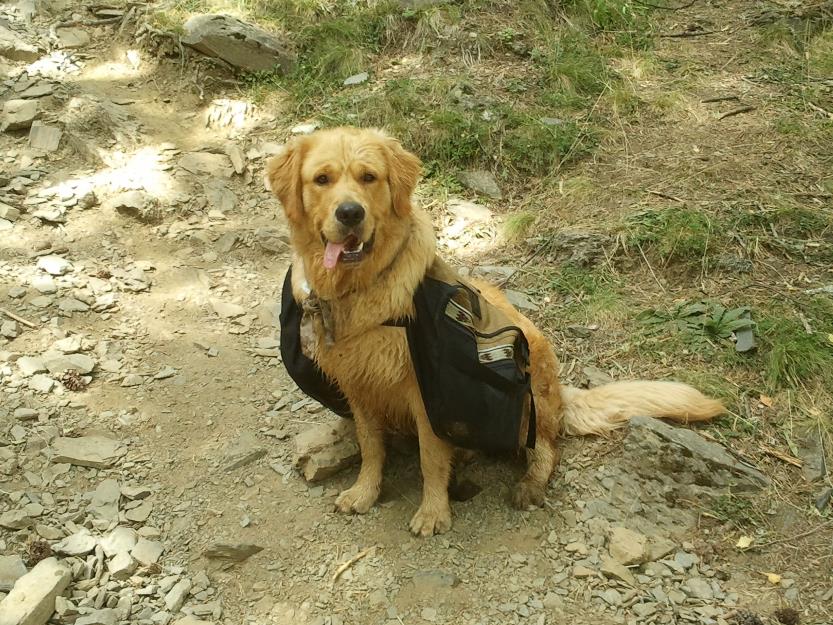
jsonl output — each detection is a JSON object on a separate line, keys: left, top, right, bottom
{"left": 335, "top": 202, "right": 365, "bottom": 227}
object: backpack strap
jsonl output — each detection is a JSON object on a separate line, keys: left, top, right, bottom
{"left": 526, "top": 391, "right": 537, "bottom": 449}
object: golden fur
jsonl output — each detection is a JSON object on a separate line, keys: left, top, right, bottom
{"left": 265, "top": 127, "right": 724, "bottom": 536}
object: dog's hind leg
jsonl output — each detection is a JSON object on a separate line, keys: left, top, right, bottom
{"left": 335, "top": 410, "right": 385, "bottom": 514}
{"left": 512, "top": 436, "right": 559, "bottom": 509}
{"left": 409, "top": 407, "right": 455, "bottom": 536}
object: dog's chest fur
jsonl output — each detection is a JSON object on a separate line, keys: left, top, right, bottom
{"left": 294, "top": 209, "right": 436, "bottom": 420}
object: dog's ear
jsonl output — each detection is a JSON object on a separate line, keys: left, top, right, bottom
{"left": 264, "top": 136, "right": 307, "bottom": 223}
{"left": 384, "top": 136, "right": 422, "bottom": 218}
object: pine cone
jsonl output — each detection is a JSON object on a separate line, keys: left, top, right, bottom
{"left": 774, "top": 608, "right": 800, "bottom": 625}
{"left": 731, "top": 611, "right": 764, "bottom": 625}
{"left": 27, "top": 539, "right": 53, "bottom": 566}
{"left": 60, "top": 369, "right": 87, "bottom": 391}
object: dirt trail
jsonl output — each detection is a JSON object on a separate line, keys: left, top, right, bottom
{"left": 1, "top": 2, "right": 831, "bottom": 625}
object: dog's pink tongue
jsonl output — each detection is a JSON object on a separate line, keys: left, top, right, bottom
{"left": 323, "top": 241, "right": 345, "bottom": 270}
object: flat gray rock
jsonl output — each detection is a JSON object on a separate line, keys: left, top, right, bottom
{"left": 2, "top": 99, "right": 39, "bottom": 131}
{"left": 101, "top": 527, "right": 138, "bottom": 557}
{"left": 45, "top": 353, "right": 96, "bottom": 375}
{"left": 131, "top": 538, "right": 164, "bottom": 565}
{"left": 0, "top": 203, "right": 21, "bottom": 221}
{"left": 210, "top": 298, "right": 246, "bottom": 319}
{"left": 28, "top": 122, "right": 62, "bottom": 151}
{"left": 107, "top": 552, "right": 137, "bottom": 580}
{"left": 0, "top": 24, "right": 40, "bottom": 61}
{"left": 76, "top": 608, "right": 118, "bottom": 625}
{"left": 28, "top": 373, "right": 55, "bottom": 393}
{"left": 17, "top": 356, "right": 46, "bottom": 376}
{"left": 504, "top": 289, "right": 538, "bottom": 312}
{"left": 179, "top": 152, "right": 234, "bottom": 178}
{"left": 50, "top": 435, "right": 124, "bottom": 468}
{"left": 626, "top": 415, "right": 769, "bottom": 490}
{"left": 457, "top": 169, "right": 502, "bottom": 199}
{"left": 55, "top": 27, "right": 90, "bottom": 49}
{"left": 0, "top": 509, "right": 34, "bottom": 529}
{"left": 54, "top": 529, "right": 97, "bottom": 556}
{"left": 203, "top": 542, "right": 263, "bottom": 561}
{"left": 37, "top": 255, "right": 72, "bottom": 276}
{"left": 0, "top": 555, "right": 27, "bottom": 591}
{"left": 447, "top": 198, "right": 492, "bottom": 223}
{"left": 224, "top": 431, "right": 266, "bottom": 471}
{"left": 0, "top": 557, "right": 71, "bottom": 625}
{"left": 87, "top": 478, "right": 120, "bottom": 521}
{"left": 293, "top": 419, "right": 359, "bottom": 482}
{"left": 182, "top": 14, "right": 296, "bottom": 73}
{"left": 343, "top": 72, "right": 369, "bottom": 86}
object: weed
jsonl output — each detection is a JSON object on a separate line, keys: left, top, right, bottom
{"left": 563, "top": 0, "right": 647, "bottom": 34}
{"left": 624, "top": 207, "right": 716, "bottom": 266}
{"left": 710, "top": 493, "right": 760, "bottom": 529}
{"left": 637, "top": 300, "right": 755, "bottom": 345}
{"left": 807, "top": 28, "right": 833, "bottom": 78}
{"left": 501, "top": 115, "right": 585, "bottom": 175}
{"left": 731, "top": 196, "right": 832, "bottom": 239}
{"left": 547, "top": 265, "right": 626, "bottom": 322}
{"left": 503, "top": 211, "right": 536, "bottom": 240}
{"left": 535, "top": 30, "right": 610, "bottom": 108}
{"left": 758, "top": 300, "right": 833, "bottom": 390}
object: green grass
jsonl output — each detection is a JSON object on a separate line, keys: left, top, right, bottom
{"left": 534, "top": 30, "right": 612, "bottom": 109}
{"left": 758, "top": 298, "right": 833, "bottom": 390}
{"left": 155, "top": 0, "right": 658, "bottom": 182}
{"left": 546, "top": 265, "right": 627, "bottom": 322}
{"left": 503, "top": 211, "right": 536, "bottom": 240}
{"left": 709, "top": 493, "right": 762, "bottom": 530}
{"left": 317, "top": 76, "right": 589, "bottom": 177}
{"left": 623, "top": 207, "right": 716, "bottom": 267}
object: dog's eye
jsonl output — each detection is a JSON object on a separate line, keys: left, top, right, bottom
{"left": 361, "top": 172, "right": 376, "bottom": 183}
{"left": 314, "top": 174, "right": 329, "bottom": 185}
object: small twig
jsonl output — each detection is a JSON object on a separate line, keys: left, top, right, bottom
{"left": 332, "top": 546, "right": 375, "bottom": 583}
{"left": 634, "top": 0, "right": 699, "bottom": 9}
{"left": 718, "top": 105, "right": 756, "bottom": 120}
{"left": 807, "top": 100, "right": 833, "bottom": 119}
{"left": 635, "top": 242, "right": 666, "bottom": 294}
{"left": 747, "top": 520, "right": 833, "bottom": 550}
{"left": 660, "top": 29, "right": 716, "bottom": 38}
{"left": 496, "top": 243, "right": 548, "bottom": 288}
{"left": 0, "top": 307, "right": 37, "bottom": 328}
{"left": 790, "top": 191, "right": 832, "bottom": 199}
{"left": 647, "top": 189, "right": 685, "bottom": 203}
{"left": 701, "top": 95, "right": 739, "bottom": 103}
{"left": 798, "top": 311, "right": 814, "bottom": 335}
{"left": 759, "top": 444, "right": 803, "bottom": 468}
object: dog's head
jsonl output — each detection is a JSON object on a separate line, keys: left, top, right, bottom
{"left": 265, "top": 127, "right": 422, "bottom": 272}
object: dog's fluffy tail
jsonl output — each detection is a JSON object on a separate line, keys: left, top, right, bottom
{"left": 560, "top": 380, "right": 724, "bottom": 436}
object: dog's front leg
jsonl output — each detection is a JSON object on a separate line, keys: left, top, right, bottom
{"left": 409, "top": 408, "right": 454, "bottom": 536}
{"left": 335, "top": 410, "right": 385, "bottom": 514}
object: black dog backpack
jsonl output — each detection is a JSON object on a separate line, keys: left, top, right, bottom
{"left": 279, "top": 259, "right": 535, "bottom": 452}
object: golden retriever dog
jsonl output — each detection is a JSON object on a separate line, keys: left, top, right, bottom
{"left": 265, "top": 127, "right": 724, "bottom": 536}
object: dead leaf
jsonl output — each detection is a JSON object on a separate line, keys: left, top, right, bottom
{"left": 765, "top": 572, "right": 782, "bottom": 584}
{"left": 736, "top": 536, "right": 753, "bottom": 549}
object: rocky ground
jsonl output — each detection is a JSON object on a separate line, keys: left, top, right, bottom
{"left": 1, "top": 2, "right": 831, "bottom": 625}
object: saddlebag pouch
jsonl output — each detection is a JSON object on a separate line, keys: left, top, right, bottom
{"left": 279, "top": 267, "right": 353, "bottom": 418}
{"left": 405, "top": 259, "right": 535, "bottom": 452}
{"left": 279, "top": 261, "right": 536, "bottom": 450}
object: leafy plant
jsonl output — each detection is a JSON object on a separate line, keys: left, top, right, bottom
{"left": 638, "top": 300, "right": 755, "bottom": 344}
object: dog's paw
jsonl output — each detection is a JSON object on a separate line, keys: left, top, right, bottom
{"left": 512, "top": 481, "right": 546, "bottom": 510}
{"left": 334, "top": 484, "right": 378, "bottom": 514}
{"left": 409, "top": 504, "right": 452, "bottom": 537}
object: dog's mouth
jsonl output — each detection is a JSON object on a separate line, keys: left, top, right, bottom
{"left": 322, "top": 232, "right": 375, "bottom": 270}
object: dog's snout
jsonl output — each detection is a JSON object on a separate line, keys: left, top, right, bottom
{"left": 335, "top": 201, "right": 365, "bottom": 227}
